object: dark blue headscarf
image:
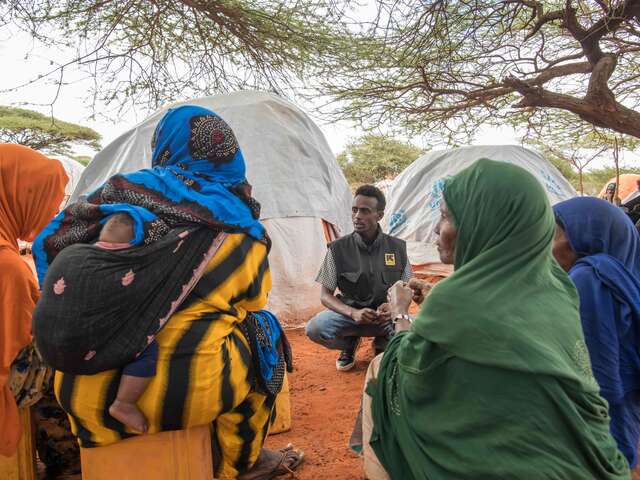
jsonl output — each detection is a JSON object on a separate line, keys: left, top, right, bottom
{"left": 34, "top": 105, "right": 265, "bottom": 284}
{"left": 554, "top": 197, "right": 640, "bottom": 467}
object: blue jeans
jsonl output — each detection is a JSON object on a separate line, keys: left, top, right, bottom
{"left": 305, "top": 310, "right": 393, "bottom": 352}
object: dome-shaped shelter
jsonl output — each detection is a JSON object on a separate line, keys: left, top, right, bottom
{"left": 383, "top": 145, "right": 576, "bottom": 274}
{"left": 71, "top": 91, "right": 353, "bottom": 327}
{"left": 52, "top": 156, "right": 86, "bottom": 204}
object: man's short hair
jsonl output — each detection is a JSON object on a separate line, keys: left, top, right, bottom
{"left": 355, "top": 184, "right": 386, "bottom": 211}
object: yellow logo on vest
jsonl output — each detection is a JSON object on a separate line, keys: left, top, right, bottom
{"left": 384, "top": 253, "right": 396, "bottom": 266}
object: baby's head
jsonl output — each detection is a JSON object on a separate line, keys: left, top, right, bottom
{"left": 99, "top": 213, "right": 135, "bottom": 244}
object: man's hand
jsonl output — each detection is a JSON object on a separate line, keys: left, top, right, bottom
{"left": 376, "top": 303, "right": 392, "bottom": 323}
{"left": 408, "top": 278, "right": 433, "bottom": 305}
{"left": 352, "top": 308, "right": 378, "bottom": 324}
{"left": 387, "top": 281, "right": 413, "bottom": 315}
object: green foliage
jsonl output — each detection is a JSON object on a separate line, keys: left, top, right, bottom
{"left": 72, "top": 155, "right": 93, "bottom": 166}
{"left": 528, "top": 139, "right": 640, "bottom": 195}
{"left": 519, "top": 110, "right": 640, "bottom": 153}
{"left": 581, "top": 167, "right": 640, "bottom": 195}
{"left": 0, "top": 106, "right": 101, "bottom": 156}
{"left": 544, "top": 154, "right": 579, "bottom": 184}
{"left": 322, "top": 1, "right": 640, "bottom": 141}
{"left": 521, "top": 110, "right": 640, "bottom": 194}
{"left": 337, "top": 134, "right": 423, "bottom": 185}
{"left": 2, "top": 1, "right": 352, "bottom": 112}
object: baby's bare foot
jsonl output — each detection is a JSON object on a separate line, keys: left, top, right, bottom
{"left": 109, "top": 400, "right": 148, "bottom": 433}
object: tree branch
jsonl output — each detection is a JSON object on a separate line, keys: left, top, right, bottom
{"left": 585, "top": 53, "right": 618, "bottom": 110}
{"left": 505, "top": 75, "right": 640, "bottom": 137}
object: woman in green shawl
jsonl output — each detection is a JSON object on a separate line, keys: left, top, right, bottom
{"left": 363, "top": 159, "right": 630, "bottom": 480}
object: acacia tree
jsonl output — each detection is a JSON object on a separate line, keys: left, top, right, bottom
{"left": 337, "top": 134, "right": 423, "bottom": 185}
{"left": 0, "top": 106, "right": 101, "bottom": 155}
{"left": 526, "top": 137, "right": 604, "bottom": 194}
{"left": 1, "top": 0, "right": 351, "bottom": 112}
{"left": 520, "top": 110, "right": 639, "bottom": 194}
{"left": 324, "top": 0, "right": 640, "bottom": 141}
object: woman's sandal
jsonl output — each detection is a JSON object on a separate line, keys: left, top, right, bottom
{"left": 238, "top": 444, "right": 305, "bottom": 480}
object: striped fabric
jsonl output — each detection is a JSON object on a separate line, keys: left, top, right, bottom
{"left": 53, "top": 233, "right": 273, "bottom": 479}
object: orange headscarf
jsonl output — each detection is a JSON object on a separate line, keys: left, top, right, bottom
{"left": 0, "top": 144, "right": 67, "bottom": 456}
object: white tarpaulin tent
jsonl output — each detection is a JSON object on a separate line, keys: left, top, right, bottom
{"left": 383, "top": 145, "right": 577, "bottom": 266}
{"left": 375, "top": 179, "right": 394, "bottom": 198}
{"left": 54, "top": 156, "right": 86, "bottom": 199}
{"left": 71, "top": 91, "right": 352, "bottom": 327}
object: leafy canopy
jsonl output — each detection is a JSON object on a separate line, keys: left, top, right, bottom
{"left": 337, "top": 134, "right": 423, "bottom": 185}
{"left": 2, "top": 0, "right": 352, "bottom": 113}
{"left": 322, "top": 1, "right": 640, "bottom": 141}
{"left": 0, "top": 106, "right": 101, "bottom": 155}
{"left": 519, "top": 109, "right": 640, "bottom": 193}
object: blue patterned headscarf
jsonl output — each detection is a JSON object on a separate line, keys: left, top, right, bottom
{"left": 122, "top": 105, "right": 264, "bottom": 237}
{"left": 34, "top": 105, "right": 265, "bottom": 284}
{"left": 152, "top": 105, "right": 247, "bottom": 182}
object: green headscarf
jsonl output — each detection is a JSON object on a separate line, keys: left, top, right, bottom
{"left": 418, "top": 158, "right": 596, "bottom": 382}
{"left": 369, "top": 159, "right": 630, "bottom": 479}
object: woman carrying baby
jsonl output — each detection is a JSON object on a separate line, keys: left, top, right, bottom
{"left": 31, "top": 106, "right": 301, "bottom": 480}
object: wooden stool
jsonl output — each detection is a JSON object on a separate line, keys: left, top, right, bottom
{"left": 0, "top": 407, "right": 37, "bottom": 480}
{"left": 80, "top": 425, "right": 214, "bottom": 480}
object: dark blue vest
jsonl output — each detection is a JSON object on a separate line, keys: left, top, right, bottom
{"left": 329, "top": 229, "right": 408, "bottom": 310}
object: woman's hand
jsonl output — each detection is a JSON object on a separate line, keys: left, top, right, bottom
{"left": 387, "top": 281, "right": 413, "bottom": 316}
{"left": 408, "top": 278, "right": 433, "bottom": 305}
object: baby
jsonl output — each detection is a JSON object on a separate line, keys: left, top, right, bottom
{"left": 98, "top": 213, "right": 157, "bottom": 433}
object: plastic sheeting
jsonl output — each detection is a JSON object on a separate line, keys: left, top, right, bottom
{"left": 70, "top": 91, "right": 352, "bottom": 235}
{"left": 264, "top": 217, "right": 329, "bottom": 328}
{"left": 383, "top": 145, "right": 577, "bottom": 265}
{"left": 54, "top": 157, "right": 86, "bottom": 197}
{"left": 375, "top": 179, "right": 394, "bottom": 198}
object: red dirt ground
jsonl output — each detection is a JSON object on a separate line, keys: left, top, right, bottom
{"left": 265, "top": 328, "right": 371, "bottom": 480}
